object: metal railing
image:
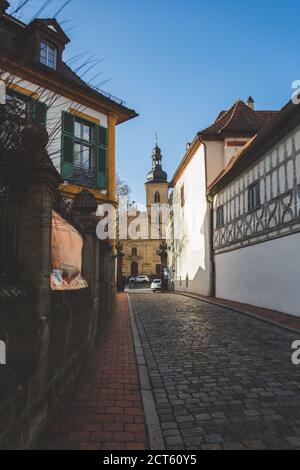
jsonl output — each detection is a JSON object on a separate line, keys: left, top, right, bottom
{"left": 90, "top": 86, "right": 126, "bottom": 107}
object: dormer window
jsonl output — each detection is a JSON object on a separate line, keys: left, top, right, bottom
{"left": 40, "top": 41, "right": 57, "bottom": 70}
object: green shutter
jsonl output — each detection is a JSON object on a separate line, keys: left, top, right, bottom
{"left": 62, "top": 111, "right": 75, "bottom": 135}
{"left": 61, "top": 112, "right": 75, "bottom": 180}
{"left": 96, "top": 147, "right": 107, "bottom": 189}
{"left": 98, "top": 125, "right": 108, "bottom": 146}
{"left": 32, "top": 100, "right": 47, "bottom": 126}
{"left": 62, "top": 134, "right": 74, "bottom": 180}
{"left": 95, "top": 125, "right": 108, "bottom": 190}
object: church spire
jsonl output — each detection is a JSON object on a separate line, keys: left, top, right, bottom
{"left": 151, "top": 143, "right": 163, "bottom": 170}
{"left": 146, "top": 139, "right": 168, "bottom": 184}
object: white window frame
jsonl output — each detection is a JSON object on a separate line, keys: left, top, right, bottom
{"left": 40, "top": 41, "right": 57, "bottom": 70}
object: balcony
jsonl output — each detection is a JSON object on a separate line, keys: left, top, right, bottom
{"left": 62, "top": 163, "right": 97, "bottom": 189}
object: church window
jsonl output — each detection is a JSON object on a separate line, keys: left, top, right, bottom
{"left": 132, "top": 247, "right": 137, "bottom": 256}
{"left": 131, "top": 262, "right": 138, "bottom": 276}
{"left": 154, "top": 191, "right": 160, "bottom": 203}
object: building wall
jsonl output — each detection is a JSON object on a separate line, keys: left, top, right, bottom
{"left": 122, "top": 239, "right": 162, "bottom": 278}
{"left": 213, "top": 123, "right": 300, "bottom": 315}
{"left": 146, "top": 182, "right": 169, "bottom": 206}
{"left": 204, "top": 140, "right": 224, "bottom": 186}
{"left": 121, "top": 179, "right": 168, "bottom": 279}
{"left": 215, "top": 233, "right": 300, "bottom": 316}
{"left": 5, "top": 74, "right": 110, "bottom": 197}
{"left": 169, "top": 144, "right": 212, "bottom": 296}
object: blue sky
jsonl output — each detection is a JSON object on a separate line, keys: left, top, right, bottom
{"left": 16, "top": 0, "right": 300, "bottom": 203}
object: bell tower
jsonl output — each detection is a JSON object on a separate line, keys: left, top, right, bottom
{"left": 145, "top": 143, "right": 169, "bottom": 208}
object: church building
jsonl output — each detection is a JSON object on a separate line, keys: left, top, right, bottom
{"left": 121, "top": 144, "right": 169, "bottom": 279}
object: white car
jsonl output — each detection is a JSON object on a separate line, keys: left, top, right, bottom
{"left": 134, "top": 275, "right": 150, "bottom": 284}
{"left": 151, "top": 279, "right": 162, "bottom": 291}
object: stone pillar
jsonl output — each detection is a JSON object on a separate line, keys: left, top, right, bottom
{"left": 158, "top": 241, "right": 168, "bottom": 291}
{"left": 72, "top": 190, "right": 99, "bottom": 346}
{"left": 15, "top": 125, "right": 61, "bottom": 416}
{"left": 116, "top": 241, "right": 125, "bottom": 292}
{"left": 17, "top": 126, "right": 61, "bottom": 313}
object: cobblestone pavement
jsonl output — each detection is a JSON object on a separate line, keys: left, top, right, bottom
{"left": 130, "top": 292, "right": 300, "bottom": 450}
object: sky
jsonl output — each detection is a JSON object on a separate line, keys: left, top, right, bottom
{"left": 15, "top": 0, "right": 300, "bottom": 203}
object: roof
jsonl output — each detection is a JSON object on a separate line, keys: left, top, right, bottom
{"left": 207, "top": 99, "right": 300, "bottom": 195}
{"left": 170, "top": 99, "right": 279, "bottom": 187}
{"left": 0, "top": 13, "right": 137, "bottom": 124}
{"left": 199, "top": 99, "right": 278, "bottom": 140}
{"left": 145, "top": 145, "right": 168, "bottom": 184}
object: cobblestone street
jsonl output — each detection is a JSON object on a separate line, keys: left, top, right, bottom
{"left": 130, "top": 292, "right": 300, "bottom": 450}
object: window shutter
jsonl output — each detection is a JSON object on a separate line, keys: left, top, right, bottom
{"left": 32, "top": 100, "right": 47, "bottom": 126}
{"left": 98, "top": 125, "right": 108, "bottom": 146}
{"left": 61, "top": 134, "right": 74, "bottom": 180}
{"left": 61, "top": 111, "right": 75, "bottom": 180}
{"left": 62, "top": 111, "right": 75, "bottom": 135}
{"left": 96, "top": 147, "right": 108, "bottom": 189}
{"left": 95, "top": 125, "right": 108, "bottom": 190}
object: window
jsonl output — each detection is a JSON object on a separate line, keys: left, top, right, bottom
{"left": 74, "top": 119, "right": 92, "bottom": 170}
{"left": 131, "top": 262, "right": 138, "bottom": 276}
{"left": 2, "top": 90, "right": 47, "bottom": 151}
{"left": 132, "top": 247, "right": 137, "bottom": 256}
{"left": 180, "top": 185, "right": 185, "bottom": 207}
{"left": 216, "top": 205, "right": 224, "bottom": 228}
{"left": 61, "top": 111, "right": 108, "bottom": 189}
{"left": 6, "top": 91, "right": 28, "bottom": 121}
{"left": 154, "top": 191, "right": 160, "bottom": 203}
{"left": 248, "top": 182, "right": 260, "bottom": 211}
{"left": 40, "top": 41, "right": 57, "bottom": 70}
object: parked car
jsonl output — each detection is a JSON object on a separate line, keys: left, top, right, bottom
{"left": 151, "top": 279, "right": 162, "bottom": 292}
{"left": 134, "top": 275, "right": 150, "bottom": 284}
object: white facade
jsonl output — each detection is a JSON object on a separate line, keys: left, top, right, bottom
{"left": 167, "top": 134, "right": 255, "bottom": 296}
{"left": 167, "top": 144, "right": 212, "bottom": 296}
{"left": 213, "top": 124, "right": 300, "bottom": 316}
{"left": 5, "top": 74, "right": 108, "bottom": 192}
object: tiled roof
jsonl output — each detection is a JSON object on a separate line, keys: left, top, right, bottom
{"left": 200, "top": 100, "right": 278, "bottom": 139}
{"left": 0, "top": 13, "right": 137, "bottom": 121}
{"left": 207, "top": 99, "right": 298, "bottom": 194}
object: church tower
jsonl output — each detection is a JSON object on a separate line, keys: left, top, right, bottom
{"left": 145, "top": 143, "right": 168, "bottom": 207}
{"left": 120, "top": 142, "right": 169, "bottom": 279}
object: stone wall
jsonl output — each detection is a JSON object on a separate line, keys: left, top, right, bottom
{"left": 0, "top": 125, "right": 115, "bottom": 449}
{"left": 0, "top": 288, "right": 93, "bottom": 449}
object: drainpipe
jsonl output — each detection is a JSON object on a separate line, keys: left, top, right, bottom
{"left": 203, "top": 140, "right": 216, "bottom": 298}
{"left": 207, "top": 193, "right": 216, "bottom": 298}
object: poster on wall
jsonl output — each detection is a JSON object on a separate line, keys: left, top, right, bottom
{"left": 51, "top": 211, "right": 88, "bottom": 291}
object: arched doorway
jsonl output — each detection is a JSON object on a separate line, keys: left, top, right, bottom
{"left": 131, "top": 262, "right": 138, "bottom": 277}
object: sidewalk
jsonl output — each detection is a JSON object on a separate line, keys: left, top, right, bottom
{"left": 174, "top": 292, "right": 300, "bottom": 333}
{"left": 42, "top": 293, "right": 147, "bottom": 450}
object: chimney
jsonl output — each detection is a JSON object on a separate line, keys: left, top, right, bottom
{"left": 247, "top": 96, "right": 255, "bottom": 110}
{"left": 0, "top": 0, "right": 9, "bottom": 20}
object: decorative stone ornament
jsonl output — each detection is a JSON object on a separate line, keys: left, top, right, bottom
{"left": 72, "top": 189, "right": 98, "bottom": 215}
